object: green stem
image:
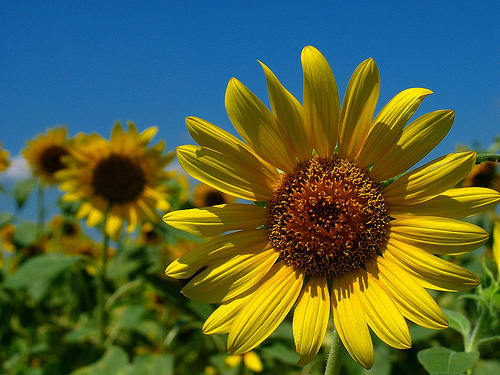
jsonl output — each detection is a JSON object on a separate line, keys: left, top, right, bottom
{"left": 96, "top": 207, "right": 111, "bottom": 346}
{"left": 475, "top": 153, "right": 500, "bottom": 164}
{"left": 36, "top": 182, "right": 45, "bottom": 243}
{"left": 325, "top": 325, "right": 344, "bottom": 375}
{"left": 466, "top": 306, "right": 488, "bottom": 352}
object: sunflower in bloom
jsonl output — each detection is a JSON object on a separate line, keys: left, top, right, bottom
{"left": 22, "top": 126, "right": 70, "bottom": 185}
{"left": 58, "top": 121, "right": 176, "bottom": 238}
{"left": 0, "top": 142, "right": 10, "bottom": 172}
{"left": 163, "top": 47, "right": 500, "bottom": 368}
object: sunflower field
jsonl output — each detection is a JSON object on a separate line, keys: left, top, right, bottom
{"left": 1, "top": 48, "right": 500, "bottom": 375}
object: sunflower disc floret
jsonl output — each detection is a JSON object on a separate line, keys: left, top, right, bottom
{"left": 268, "top": 156, "right": 389, "bottom": 278}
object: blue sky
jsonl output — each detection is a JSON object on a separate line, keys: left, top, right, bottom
{"left": 1, "top": 0, "right": 499, "bottom": 183}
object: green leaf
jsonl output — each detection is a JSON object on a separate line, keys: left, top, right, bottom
{"left": 106, "top": 242, "right": 146, "bottom": 280}
{"left": 261, "top": 343, "right": 299, "bottom": 365}
{"left": 13, "top": 221, "right": 37, "bottom": 248}
{"left": 0, "top": 212, "right": 14, "bottom": 227}
{"left": 417, "top": 347, "right": 479, "bottom": 374}
{"left": 114, "top": 305, "right": 148, "bottom": 329}
{"left": 472, "top": 359, "right": 500, "bottom": 375}
{"left": 127, "top": 354, "right": 174, "bottom": 375}
{"left": 71, "top": 346, "right": 130, "bottom": 375}
{"left": 13, "top": 178, "right": 37, "bottom": 209}
{"left": 63, "top": 327, "right": 95, "bottom": 343}
{"left": 4, "top": 253, "right": 79, "bottom": 303}
{"left": 442, "top": 308, "right": 471, "bottom": 338}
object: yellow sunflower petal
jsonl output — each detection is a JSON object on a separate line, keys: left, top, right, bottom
{"left": 139, "top": 126, "right": 158, "bottom": 144}
{"left": 385, "top": 241, "right": 480, "bottom": 291}
{"left": 228, "top": 263, "right": 304, "bottom": 355}
{"left": 338, "top": 58, "right": 380, "bottom": 161}
{"left": 370, "top": 110, "right": 454, "bottom": 182}
{"left": 185, "top": 116, "right": 279, "bottom": 183}
{"left": 243, "top": 351, "right": 263, "bottom": 373}
{"left": 367, "top": 257, "right": 448, "bottom": 329}
{"left": 76, "top": 202, "right": 93, "bottom": 218}
{"left": 165, "top": 229, "right": 269, "bottom": 278}
{"left": 332, "top": 273, "right": 374, "bottom": 369}
{"left": 105, "top": 215, "right": 123, "bottom": 237}
{"left": 390, "top": 187, "right": 500, "bottom": 219}
{"left": 356, "top": 269, "right": 411, "bottom": 349}
{"left": 301, "top": 46, "right": 340, "bottom": 157}
{"left": 389, "top": 216, "right": 489, "bottom": 255}
{"left": 493, "top": 220, "right": 500, "bottom": 274}
{"left": 110, "top": 121, "right": 125, "bottom": 144}
{"left": 126, "top": 121, "right": 139, "bottom": 136}
{"left": 162, "top": 204, "right": 267, "bottom": 238}
{"left": 177, "top": 145, "right": 273, "bottom": 201}
{"left": 356, "top": 88, "right": 433, "bottom": 167}
{"left": 86, "top": 208, "right": 103, "bottom": 227}
{"left": 156, "top": 198, "right": 171, "bottom": 212}
{"left": 292, "top": 276, "right": 330, "bottom": 366}
{"left": 260, "top": 61, "right": 311, "bottom": 161}
{"left": 181, "top": 247, "right": 279, "bottom": 303}
{"left": 383, "top": 151, "right": 476, "bottom": 205}
{"left": 126, "top": 204, "right": 139, "bottom": 232}
{"left": 203, "top": 292, "right": 254, "bottom": 335}
{"left": 225, "top": 78, "right": 297, "bottom": 172}
{"left": 224, "top": 355, "right": 242, "bottom": 368}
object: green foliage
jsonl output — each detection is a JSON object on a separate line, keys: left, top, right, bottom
{"left": 0, "top": 211, "right": 14, "bottom": 227}
{"left": 4, "top": 253, "right": 80, "bottom": 303}
{"left": 260, "top": 342, "right": 299, "bottom": 365}
{"left": 12, "top": 221, "right": 38, "bottom": 248}
{"left": 13, "top": 177, "right": 37, "bottom": 209}
{"left": 72, "top": 346, "right": 130, "bottom": 375}
{"left": 417, "top": 347, "right": 479, "bottom": 374}
{"left": 72, "top": 348, "right": 174, "bottom": 375}
{"left": 442, "top": 308, "right": 471, "bottom": 338}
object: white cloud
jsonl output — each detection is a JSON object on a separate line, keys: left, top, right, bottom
{"left": 0, "top": 154, "right": 31, "bottom": 181}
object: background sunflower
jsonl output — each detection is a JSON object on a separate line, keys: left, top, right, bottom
{"left": 22, "top": 126, "right": 70, "bottom": 186}
{"left": 58, "top": 121, "right": 176, "bottom": 238}
{"left": 0, "top": 142, "right": 10, "bottom": 172}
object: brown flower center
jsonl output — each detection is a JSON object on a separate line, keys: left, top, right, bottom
{"left": 204, "top": 191, "right": 228, "bottom": 206}
{"left": 267, "top": 156, "right": 390, "bottom": 278}
{"left": 40, "top": 146, "right": 68, "bottom": 175}
{"left": 92, "top": 154, "right": 146, "bottom": 204}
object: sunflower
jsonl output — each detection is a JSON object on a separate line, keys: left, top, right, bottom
{"left": 163, "top": 47, "right": 500, "bottom": 369}
{"left": 22, "top": 126, "right": 70, "bottom": 185}
{"left": 0, "top": 142, "right": 10, "bottom": 172}
{"left": 193, "top": 183, "right": 236, "bottom": 207}
{"left": 58, "top": 121, "right": 176, "bottom": 238}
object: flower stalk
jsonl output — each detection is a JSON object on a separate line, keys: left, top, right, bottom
{"left": 324, "top": 326, "right": 344, "bottom": 375}
{"left": 96, "top": 206, "right": 111, "bottom": 345}
{"left": 36, "top": 182, "right": 45, "bottom": 243}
